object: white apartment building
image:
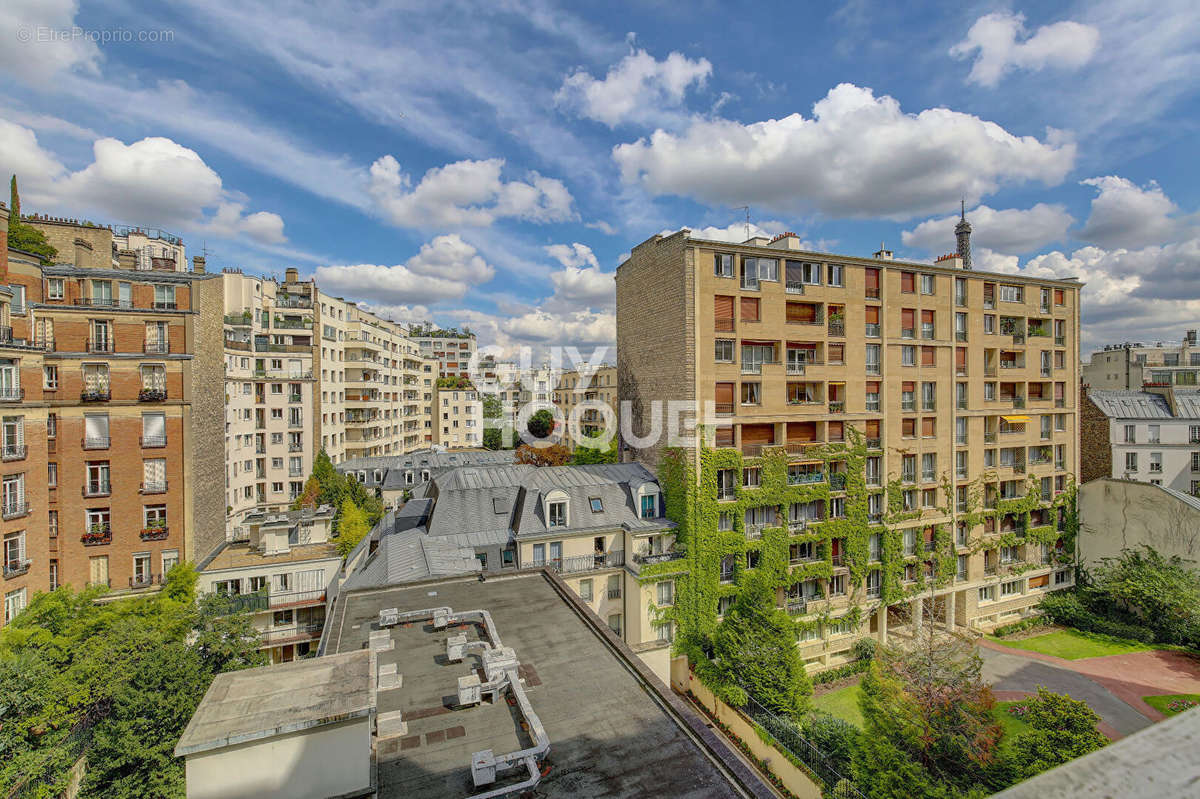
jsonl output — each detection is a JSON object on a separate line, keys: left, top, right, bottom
{"left": 1083, "top": 387, "right": 1200, "bottom": 495}
{"left": 433, "top": 384, "right": 483, "bottom": 448}
{"left": 111, "top": 224, "right": 188, "bottom": 271}
{"left": 223, "top": 271, "right": 316, "bottom": 539}
{"left": 1083, "top": 330, "right": 1200, "bottom": 390}
{"left": 196, "top": 505, "right": 339, "bottom": 664}
{"left": 410, "top": 328, "right": 476, "bottom": 378}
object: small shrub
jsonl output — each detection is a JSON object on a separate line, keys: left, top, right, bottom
{"left": 801, "top": 712, "right": 859, "bottom": 774}
{"left": 851, "top": 636, "right": 877, "bottom": 662}
{"left": 811, "top": 659, "right": 869, "bottom": 686}
{"left": 1038, "top": 592, "right": 1156, "bottom": 643}
{"left": 992, "top": 616, "right": 1049, "bottom": 638}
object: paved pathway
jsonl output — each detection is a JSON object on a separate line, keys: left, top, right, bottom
{"left": 977, "top": 639, "right": 1200, "bottom": 739}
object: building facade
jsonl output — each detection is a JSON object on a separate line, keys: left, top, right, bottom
{"left": 616, "top": 227, "right": 1081, "bottom": 668}
{"left": 1081, "top": 387, "right": 1200, "bottom": 494}
{"left": 432, "top": 383, "right": 482, "bottom": 448}
{"left": 553, "top": 363, "right": 617, "bottom": 444}
{"left": 1082, "top": 331, "right": 1200, "bottom": 390}
{"left": 2, "top": 206, "right": 224, "bottom": 626}
{"left": 410, "top": 328, "right": 476, "bottom": 378}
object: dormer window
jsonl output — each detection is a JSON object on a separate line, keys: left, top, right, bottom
{"left": 637, "top": 484, "right": 661, "bottom": 519}
{"left": 548, "top": 501, "right": 566, "bottom": 527}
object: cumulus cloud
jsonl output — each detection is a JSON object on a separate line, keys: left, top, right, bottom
{"left": 662, "top": 221, "right": 789, "bottom": 244}
{"left": 548, "top": 266, "right": 613, "bottom": 311}
{"left": 1078, "top": 176, "right": 1184, "bottom": 249}
{"left": 545, "top": 242, "right": 599, "bottom": 269}
{"left": 614, "top": 83, "right": 1075, "bottom": 220}
{"left": 314, "top": 234, "right": 495, "bottom": 306}
{"left": 367, "top": 156, "right": 573, "bottom": 228}
{"left": 901, "top": 203, "right": 1074, "bottom": 255}
{"left": 0, "top": 121, "right": 286, "bottom": 244}
{"left": 0, "top": 0, "right": 101, "bottom": 83}
{"left": 950, "top": 12, "right": 1100, "bottom": 87}
{"left": 556, "top": 48, "right": 712, "bottom": 127}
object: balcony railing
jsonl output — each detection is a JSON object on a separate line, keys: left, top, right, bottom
{"left": 786, "top": 598, "right": 808, "bottom": 615}
{"left": 138, "top": 388, "right": 167, "bottom": 402}
{"left": 717, "top": 487, "right": 736, "bottom": 501}
{"left": 141, "top": 480, "right": 168, "bottom": 494}
{"left": 828, "top": 401, "right": 845, "bottom": 414}
{"left": 0, "top": 387, "right": 23, "bottom": 402}
{"left": 81, "top": 389, "right": 111, "bottom": 402}
{"left": 865, "top": 437, "right": 882, "bottom": 450}
{"left": 81, "top": 525, "right": 112, "bottom": 546}
{"left": 260, "top": 623, "right": 325, "bottom": 647}
{"left": 1, "top": 444, "right": 26, "bottom": 461}
{"left": 865, "top": 323, "right": 881, "bottom": 337}
{"left": 3, "top": 558, "right": 31, "bottom": 579}
{"left": 789, "top": 471, "right": 825, "bottom": 485}
{"left": 143, "top": 340, "right": 169, "bottom": 354}
{"left": 83, "top": 436, "right": 110, "bottom": 450}
{"left": 634, "top": 550, "right": 686, "bottom": 566}
{"left": 129, "top": 573, "right": 161, "bottom": 589}
{"left": 539, "top": 550, "right": 625, "bottom": 575}
{"left": 714, "top": 318, "right": 735, "bottom": 332}
{"left": 87, "top": 338, "right": 115, "bottom": 353}
{"left": 785, "top": 281, "right": 805, "bottom": 294}
{"left": 140, "top": 435, "right": 166, "bottom": 448}
{"left": 140, "top": 525, "right": 169, "bottom": 541}
{"left": 828, "top": 320, "right": 845, "bottom": 337}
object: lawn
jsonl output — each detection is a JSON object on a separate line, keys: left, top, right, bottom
{"left": 1142, "top": 693, "right": 1200, "bottom": 716}
{"left": 811, "top": 682, "right": 864, "bottom": 728}
{"left": 811, "top": 683, "right": 1032, "bottom": 749}
{"left": 990, "top": 629, "right": 1156, "bottom": 660}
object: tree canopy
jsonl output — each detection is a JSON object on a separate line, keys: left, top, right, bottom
{"left": 514, "top": 442, "right": 572, "bottom": 467}
{"left": 571, "top": 437, "right": 618, "bottom": 464}
{"left": 0, "top": 565, "right": 265, "bottom": 798}
{"left": 8, "top": 175, "right": 58, "bottom": 265}
{"left": 336, "top": 498, "right": 371, "bottom": 558}
{"left": 526, "top": 408, "right": 555, "bottom": 439}
{"left": 292, "top": 450, "right": 384, "bottom": 549}
{"left": 1009, "top": 687, "right": 1107, "bottom": 780}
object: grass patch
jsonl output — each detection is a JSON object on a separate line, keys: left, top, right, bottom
{"left": 994, "top": 700, "right": 1035, "bottom": 752}
{"left": 990, "top": 628, "right": 1157, "bottom": 660}
{"left": 810, "top": 683, "right": 864, "bottom": 728}
{"left": 1142, "top": 693, "right": 1200, "bottom": 716}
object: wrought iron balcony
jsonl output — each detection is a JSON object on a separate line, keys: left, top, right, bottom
{"left": 141, "top": 480, "right": 168, "bottom": 495}
{"left": 140, "top": 525, "right": 169, "bottom": 541}
{"left": 81, "top": 525, "right": 112, "bottom": 546}
{"left": 1, "top": 444, "right": 26, "bottom": 461}
{"left": 140, "top": 435, "right": 167, "bottom": 448}
{"left": 83, "top": 436, "right": 110, "bottom": 450}
{"left": 138, "top": 388, "right": 167, "bottom": 402}
{"left": 3, "top": 558, "right": 31, "bottom": 579}
{"left": 0, "top": 387, "right": 23, "bottom": 402}
{"left": 83, "top": 480, "right": 111, "bottom": 498}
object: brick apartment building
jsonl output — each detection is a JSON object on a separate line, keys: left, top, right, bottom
{"left": 616, "top": 221, "right": 1082, "bottom": 669}
{"left": 2, "top": 207, "right": 224, "bottom": 625}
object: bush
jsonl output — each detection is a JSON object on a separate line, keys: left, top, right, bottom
{"left": 801, "top": 712, "right": 859, "bottom": 774}
{"left": 851, "top": 636, "right": 877, "bottom": 662}
{"left": 811, "top": 659, "right": 869, "bottom": 686}
{"left": 992, "top": 616, "right": 1050, "bottom": 638}
{"left": 1038, "top": 592, "right": 1156, "bottom": 643}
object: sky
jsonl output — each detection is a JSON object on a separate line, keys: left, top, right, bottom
{"left": 1, "top": 0, "right": 1198, "bottom": 359}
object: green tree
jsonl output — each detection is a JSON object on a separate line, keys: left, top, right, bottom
{"left": 527, "top": 408, "right": 554, "bottom": 439}
{"left": 1089, "top": 545, "right": 1200, "bottom": 646}
{"left": 514, "top": 442, "right": 572, "bottom": 466}
{"left": 571, "top": 437, "right": 618, "bottom": 464}
{"left": 483, "top": 427, "right": 504, "bottom": 450}
{"left": 336, "top": 499, "right": 371, "bottom": 558}
{"left": 482, "top": 394, "right": 503, "bottom": 419}
{"left": 1008, "top": 688, "right": 1107, "bottom": 779}
{"left": 712, "top": 578, "right": 811, "bottom": 719}
{"left": 8, "top": 174, "right": 58, "bottom": 265}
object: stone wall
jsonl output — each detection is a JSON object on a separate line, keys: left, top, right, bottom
{"left": 188, "top": 274, "right": 227, "bottom": 562}
{"left": 615, "top": 231, "right": 695, "bottom": 472}
{"left": 1078, "top": 478, "right": 1200, "bottom": 567}
{"left": 1079, "top": 388, "right": 1113, "bottom": 484}
{"left": 23, "top": 217, "right": 114, "bottom": 268}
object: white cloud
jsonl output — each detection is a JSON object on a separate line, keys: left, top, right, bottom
{"left": 367, "top": 156, "right": 574, "bottom": 229}
{"left": 615, "top": 83, "right": 1075, "bottom": 220}
{"left": 0, "top": 121, "right": 286, "bottom": 244}
{"left": 585, "top": 220, "right": 618, "bottom": 235}
{"left": 0, "top": 0, "right": 101, "bottom": 83}
{"left": 950, "top": 12, "right": 1100, "bottom": 87}
{"left": 313, "top": 234, "right": 495, "bottom": 306}
{"left": 547, "top": 265, "right": 613, "bottom": 311}
{"left": 901, "top": 203, "right": 1074, "bottom": 255}
{"left": 556, "top": 48, "right": 711, "bottom": 127}
{"left": 1078, "top": 176, "right": 1183, "bottom": 249}
{"left": 664, "top": 221, "right": 790, "bottom": 244}
{"left": 545, "top": 243, "right": 599, "bottom": 269}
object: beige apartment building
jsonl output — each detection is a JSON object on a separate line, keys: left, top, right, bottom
{"left": 616, "top": 226, "right": 1081, "bottom": 669}
{"left": 553, "top": 364, "right": 618, "bottom": 444}
{"left": 432, "top": 383, "right": 482, "bottom": 448}
{"left": 410, "top": 327, "right": 476, "bottom": 378}
{"left": 222, "top": 271, "right": 315, "bottom": 538}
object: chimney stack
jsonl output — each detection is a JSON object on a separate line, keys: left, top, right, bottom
{"left": 873, "top": 242, "right": 893, "bottom": 260}
{"left": 284, "top": 267, "right": 299, "bottom": 283}
{"left": 74, "top": 237, "right": 93, "bottom": 269}
{"left": 193, "top": 255, "right": 206, "bottom": 274}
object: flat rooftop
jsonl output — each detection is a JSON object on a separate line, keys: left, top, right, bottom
{"left": 199, "top": 539, "right": 341, "bottom": 572}
{"left": 175, "top": 650, "right": 372, "bottom": 756}
{"left": 326, "top": 573, "right": 754, "bottom": 799}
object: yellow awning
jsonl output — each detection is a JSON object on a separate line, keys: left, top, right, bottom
{"left": 1001, "top": 415, "right": 1031, "bottom": 423}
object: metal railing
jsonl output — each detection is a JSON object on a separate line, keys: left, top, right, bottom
{"left": 81, "top": 388, "right": 110, "bottom": 402}
{"left": 143, "top": 340, "right": 169, "bottom": 354}
{"left": 634, "top": 550, "right": 685, "bottom": 566}
{"left": 3, "top": 558, "right": 31, "bottom": 578}
{"left": 83, "top": 480, "right": 111, "bottom": 497}
{"left": 83, "top": 436, "right": 110, "bottom": 450}
{"left": 1, "top": 444, "right": 26, "bottom": 461}
{"left": 141, "top": 480, "right": 168, "bottom": 494}
{"left": 0, "top": 387, "right": 23, "bottom": 402}
{"left": 536, "top": 550, "right": 625, "bottom": 575}
{"left": 140, "top": 435, "right": 166, "bottom": 448}
{"left": 259, "top": 623, "right": 325, "bottom": 647}
{"left": 828, "top": 320, "right": 845, "bottom": 337}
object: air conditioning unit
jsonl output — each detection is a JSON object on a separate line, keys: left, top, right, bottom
{"left": 379, "top": 607, "right": 399, "bottom": 627}
{"left": 458, "top": 674, "right": 481, "bottom": 706}
{"left": 471, "top": 750, "right": 497, "bottom": 787}
{"left": 447, "top": 633, "right": 468, "bottom": 662}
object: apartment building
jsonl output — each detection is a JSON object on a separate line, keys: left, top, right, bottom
{"left": 432, "top": 382, "right": 483, "bottom": 448}
{"left": 343, "top": 462, "right": 680, "bottom": 681}
{"left": 1082, "top": 331, "right": 1200, "bottom": 390}
{"left": 553, "top": 363, "right": 617, "bottom": 444}
{"left": 616, "top": 224, "right": 1081, "bottom": 668}
{"left": 196, "top": 504, "right": 339, "bottom": 663}
{"left": 409, "top": 327, "right": 476, "bottom": 378}
{"left": 222, "top": 271, "right": 315, "bottom": 538}
{"left": 1081, "top": 386, "right": 1200, "bottom": 494}
{"left": 1, "top": 207, "right": 224, "bottom": 625}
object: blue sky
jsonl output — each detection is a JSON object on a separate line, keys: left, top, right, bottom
{"left": 1, "top": 0, "right": 1198, "bottom": 357}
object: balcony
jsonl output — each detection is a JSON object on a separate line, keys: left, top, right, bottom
{"left": 86, "top": 338, "right": 115, "bottom": 354}
{"left": 865, "top": 323, "right": 881, "bottom": 338}
{"left": 785, "top": 281, "right": 805, "bottom": 294}
{"left": 141, "top": 480, "right": 168, "bottom": 495}
{"left": 542, "top": 550, "right": 625, "bottom": 575}
{"left": 140, "top": 435, "right": 166, "bottom": 448}
{"left": 140, "top": 524, "right": 169, "bottom": 541}
{"left": 275, "top": 294, "right": 313, "bottom": 309}
{"left": 129, "top": 573, "right": 160, "bottom": 589}
{"left": 0, "top": 387, "right": 23, "bottom": 402}
{"left": 1, "top": 444, "right": 26, "bottom": 461}
{"left": 717, "top": 486, "right": 736, "bottom": 501}
{"left": 260, "top": 623, "right": 325, "bottom": 648}
{"left": 73, "top": 297, "right": 132, "bottom": 309}
{"left": 81, "top": 525, "right": 112, "bottom": 546}
{"left": 138, "top": 388, "right": 167, "bottom": 402}
{"left": 1055, "top": 335, "right": 1065, "bottom": 346}
{"left": 81, "top": 389, "right": 111, "bottom": 403}
{"left": 956, "top": 331, "right": 968, "bottom": 342}
{"left": 740, "top": 362, "right": 763, "bottom": 375}
{"left": 3, "top": 558, "right": 30, "bottom": 579}
{"left": 715, "top": 318, "right": 735, "bottom": 333}
{"left": 633, "top": 550, "right": 686, "bottom": 567}
{"left": 607, "top": 587, "right": 621, "bottom": 600}
{"left": 829, "top": 473, "right": 847, "bottom": 491}
{"left": 288, "top": 442, "right": 304, "bottom": 453}
{"left": 828, "top": 320, "right": 845, "bottom": 337}
{"left": 143, "top": 340, "right": 169, "bottom": 354}
{"left": 828, "top": 401, "right": 845, "bottom": 414}
{"left": 83, "top": 480, "right": 111, "bottom": 498}
{"left": 83, "top": 436, "right": 110, "bottom": 450}
{"left": 786, "top": 598, "right": 808, "bottom": 615}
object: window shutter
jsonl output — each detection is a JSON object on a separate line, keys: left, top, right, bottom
{"left": 901, "top": 308, "right": 915, "bottom": 328}
{"left": 864, "top": 306, "right": 879, "bottom": 324}
{"left": 902, "top": 381, "right": 915, "bottom": 392}
{"left": 956, "top": 348, "right": 967, "bottom": 368}
{"left": 1054, "top": 289, "right": 1064, "bottom": 305}
{"left": 714, "top": 383, "right": 734, "bottom": 405}
{"left": 865, "top": 269, "right": 879, "bottom": 290}
{"left": 922, "top": 418, "right": 935, "bottom": 437}
{"left": 739, "top": 297, "right": 759, "bottom": 322}
{"left": 714, "top": 295, "right": 734, "bottom": 319}
{"left": 902, "top": 272, "right": 915, "bottom": 292}
{"left": 866, "top": 381, "right": 880, "bottom": 393}
{"left": 921, "top": 309, "right": 934, "bottom": 324}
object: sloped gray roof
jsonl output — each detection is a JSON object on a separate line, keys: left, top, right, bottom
{"left": 1174, "top": 390, "right": 1200, "bottom": 418}
{"left": 342, "top": 499, "right": 481, "bottom": 591}
{"left": 1161, "top": 485, "right": 1200, "bottom": 514}
{"left": 335, "top": 449, "right": 519, "bottom": 491}
{"left": 1088, "top": 390, "right": 1173, "bottom": 419}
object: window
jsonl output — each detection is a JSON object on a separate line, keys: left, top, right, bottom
{"left": 742, "top": 466, "right": 761, "bottom": 488}
{"left": 548, "top": 501, "right": 566, "bottom": 527}
{"left": 983, "top": 314, "right": 995, "bottom": 334}
{"left": 46, "top": 278, "right": 64, "bottom": 300}
{"left": 4, "top": 588, "right": 26, "bottom": 624}
{"left": 579, "top": 578, "right": 594, "bottom": 602}
{"left": 868, "top": 533, "right": 881, "bottom": 561}
{"left": 3, "top": 530, "right": 26, "bottom": 571}
{"left": 640, "top": 493, "right": 657, "bottom": 518}
{"left": 1125, "top": 452, "right": 1138, "bottom": 472}
{"left": 865, "top": 344, "right": 880, "bottom": 374}
{"left": 714, "top": 339, "right": 734, "bottom": 362}
{"left": 607, "top": 614, "right": 622, "bottom": 636}
{"left": 921, "top": 346, "right": 935, "bottom": 367}
{"left": 901, "top": 272, "right": 915, "bottom": 293}
{"left": 901, "top": 345, "right": 915, "bottom": 366}
{"left": 998, "top": 284, "right": 1023, "bottom": 303}
{"left": 589, "top": 497, "right": 604, "bottom": 513}
{"left": 828, "top": 264, "right": 844, "bottom": 286}
{"left": 1001, "top": 580, "right": 1020, "bottom": 597}
{"left": 829, "top": 574, "right": 846, "bottom": 596}
{"left": 867, "top": 569, "right": 881, "bottom": 596}
{"left": 714, "top": 253, "right": 734, "bottom": 278}
{"left": 741, "top": 382, "right": 760, "bottom": 405}
{"left": 920, "top": 274, "right": 935, "bottom": 295}
{"left": 718, "top": 511, "right": 732, "bottom": 531}
{"left": 978, "top": 585, "right": 995, "bottom": 603}
{"left": 739, "top": 296, "right": 760, "bottom": 322}
{"left": 42, "top": 366, "right": 58, "bottom": 390}
{"left": 657, "top": 580, "right": 674, "bottom": 606}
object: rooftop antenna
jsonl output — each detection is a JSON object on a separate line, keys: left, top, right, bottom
{"left": 734, "top": 205, "right": 751, "bottom": 241}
